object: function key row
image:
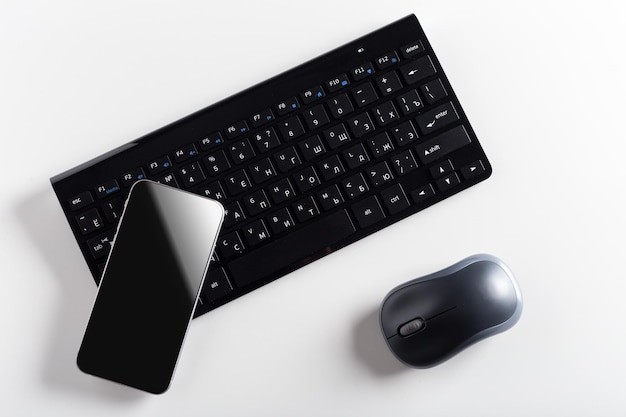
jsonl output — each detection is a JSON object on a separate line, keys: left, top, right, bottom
{"left": 222, "top": 40, "right": 428, "bottom": 141}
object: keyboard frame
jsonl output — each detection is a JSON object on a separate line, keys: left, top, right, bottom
{"left": 51, "top": 15, "right": 492, "bottom": 317}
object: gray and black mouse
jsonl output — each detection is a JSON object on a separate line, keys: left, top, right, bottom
{"left": 379, "top": 254, "right": 522, "bottom": 368}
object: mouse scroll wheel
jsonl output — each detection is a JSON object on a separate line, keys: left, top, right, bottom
{"left": 398, "top": 318, "right": 426, "bottom": 337}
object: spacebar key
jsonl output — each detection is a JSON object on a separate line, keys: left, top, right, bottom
{"left": 228, "top": 210, "right": 356, "bottom": 288}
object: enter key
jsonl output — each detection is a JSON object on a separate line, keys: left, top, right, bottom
{"left": 415, "top": 101, "right": 459, "bottom": 135}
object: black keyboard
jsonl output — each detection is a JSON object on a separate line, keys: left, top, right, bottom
{"left": 50, "top": 15, "right": 492, "bottom": 318}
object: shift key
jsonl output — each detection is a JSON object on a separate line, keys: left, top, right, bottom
{"left": 414, "top": 125, "right": 472, "bottom": 164}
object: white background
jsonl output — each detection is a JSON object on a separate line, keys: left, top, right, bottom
{"left": 2, "top": 0, "right": 626, "bottom": 415}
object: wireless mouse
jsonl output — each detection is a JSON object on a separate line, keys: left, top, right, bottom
{"left": 379, "top": 254, "right": 522, "bottom": 368}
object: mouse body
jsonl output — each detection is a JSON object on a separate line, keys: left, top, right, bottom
{"left": 379, "top": 254, "right": 522, "bottom": 368}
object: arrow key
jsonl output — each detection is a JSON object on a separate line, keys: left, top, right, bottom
{"left": 435, "top": 172, "right": 461, "bottom": 192}
{"left": 461, "top": 160, "right": 486, "bottom": 180}
{"left": 410, "top": 183, "right": 435, "bottom": 204}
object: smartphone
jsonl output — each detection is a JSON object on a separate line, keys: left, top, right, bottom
{"left": 77, "top": 180, "right": 224, "bottom": 394}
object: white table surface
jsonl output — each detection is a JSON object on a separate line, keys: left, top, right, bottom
{"left": 2, "top": 1, "right": 626, "bottom": 415}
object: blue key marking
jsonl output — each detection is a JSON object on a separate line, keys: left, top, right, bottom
{"left": 367, "top": 68, "right": 373, "bottom": 74}
{"left": 106, "top": 186, "right": 120, "bottom": 195}
{"left": 341, "top": 80, "right": 348, "bottom": 86}
{"left": 391, "top": 58, "right": 398, "bottom": 63}
{"left": 291, "top": 103, "right": 297, "bottom": 109}
{"left": 164, "top": 162, "right": 171, "bottom": 168}
{"left": 266, "top": 115, "right": 273, "bottom": 120}
{"left": 317, "top": 91, "right": 323, "bottom": 97}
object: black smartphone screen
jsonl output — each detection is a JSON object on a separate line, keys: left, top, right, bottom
{"left": 77, "top": 180, "right": 223, "bottom": 394}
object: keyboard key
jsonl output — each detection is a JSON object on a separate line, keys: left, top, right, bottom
{"left": 376, "top": 71, "right": 403, "bottom": 96}
{"left": 199, "top": 132, "right": 225, "bottom": 151}
{"left": 372, "top": 101, "right": 399, "bottom": 126}
{"left": 224, "top": 169, "right": 253, "bottom": 195}
{"left": 227, "top": 210, "right": 356, "bottom": 288}
{"left": 380, "top": 183, "right": 411, "bottom": 214}
{"left": 228, "top": 138, "right": 256, "bottom": 165}
{"left": 199, "top": 181, "right": 227, "bottom": 201}
{"left": 156, "top": 172, "right": 179, "bottom": 188}
{"left": 391, "top": 121, "right": 419, "bottom": 146}
{"left": 390, "top": 150, "right": 418, "bottom": 176}
{"left": 396, "top": 89, "right": 424, "bottom": 115}
{"left": 376, "top": 51, "right": 400, "bottom": 69}
{"left": 342, "top": 143, "right": 370, "bottom": 169}
{"left": 249, "top": 158, "right": 277, "bottom": 184}
{"left": 76, "top": 208, "right": 104, "bottom": 235}
{"left": 243, "top": 190, "right": 271, "bottom": 216}
{"left": 102, "top": 197, "right": 124, "bottom": 222}
{"left": 302, "top": 104, "right": 330, "bottom": 130}
{"left": 204, "top": 150, "right": 231, "bottom": 176}
{"left": 415, "top": 101, "right": 460, "bottom": 135}
{"left": 367, "top": 132, "right": 395, "bottom": 157}
{"left": 253, "top": 127, "right": 281, "bottom": 153}
{"left": 173, "top": 143, "right": 198, "bottom": 163}
{"left": 68, "top": 191, "right": 93, "bottom": 211}
{"left": 274, "top": 146, "right": 302, "bottom": 172}
{"left": 411, "top": 183, "right": 435, "bottom": 203}
{"left": 317, "top": 184, "right": 344, "bottom": 211}
{"left": 242, "top": 219, "right": 271, "bottom": 247}
{"left": 400, "top": 40, "right": 424, "bottom": 58}
{"left": 120, "top": 168, "right": 146, "bottom": 187}
{"left": 351, "top": 83, "right": 378, "bottom": 108}
{"left": 204, "top": 268, "right": 233, "bottom": 303}
{"left": 225, "top": 120, "right": 249, "bottom": 139}
{"left": 347, "top": 112, "right": 375, "bottom": 138}
{"left": 399, "top": 55, "right": 436, "bottom": 85}
{"left": 146, "top": 155, "right": 172, "bottom": 175}
{"left": 276, "top": 96, "right": 300, "bottom": 115}
{"left": 326, "top": 74, "right": 350, "bottom": 92}
{"left": 301, "top": 85, "right": 325, "bottom": 104}
{"left": 342, "top": 172, "right": 369, "bottom": 199}
{"left": 293, "top": 196, "right": 320, "bottom": 222}
{"left": 461, "top": 160, "right": 486, "bottom": 180}
{"left": 219, "top": 231, "right": 245, "bottom": 258}
{"left": 430, "top": 159, "right": 454, "bottom": 179}
{"left": 367, "top": 161, "right": 394, "bottom": 187}
{"left": 86, "top": 230, "right": 115, "bottom": 259}
{"left": 421, "top": 78, "right": 448, "bottom": 104}
{"left": 223, "top": 201, "right": 246, "bottom": 228}
{"left": 317, "top": 154, "right": 345, "bottom": 181}
{"left": 327, "top": 93, "right": 354, "bottom": 119}
{"left": 267, "top": 207, "right": 296, "bottom": 234}
{"left": 268, "top": 178, "right": 296, "bottom": 204}
{"left": 179, "top": 162, "right": 206, "bottom": 188}
{"left": 352, "top": 62, "right": 375, "bottom": 80}
{"left": 351, "top": 195, "right": 386, "bottom": 228}
{"left": 293, "top": 166, "right": 321, "bottom": 192}
{"left": 251, "top": 108, "right": 275, "bottom": 127}
{"left": 324, "top": 124, "right": 351, "bottom": 149}
{"left": 435, "top": 172, "right": 461, "bottom": 191}
{"left": 414, "top": 125, "right": 472, "bottom": 164}
{"left": 299, "top": 135, "right": 326, "bottom": 161}
{"left": 278, "top": 116, "right": 306, "bottom": 141}
{"left": 95, "top": 180, "right": 120, "bottom": 199}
